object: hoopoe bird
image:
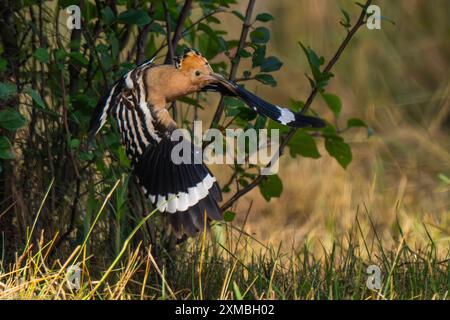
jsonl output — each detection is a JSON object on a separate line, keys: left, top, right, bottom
{"left": 88, "top": 48, "right": 325, "bottom": 238}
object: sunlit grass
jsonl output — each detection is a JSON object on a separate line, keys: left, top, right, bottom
{"left": 1, "top": 197, "right": 448, "bottom": 299}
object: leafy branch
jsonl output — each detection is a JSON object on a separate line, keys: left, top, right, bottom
{"left": 221, "top": 0, "right": 373, "bottom": 211}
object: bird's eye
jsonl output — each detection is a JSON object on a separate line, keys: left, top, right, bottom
{"left": 195, "top": 70, "right": 201, "bottom": 76}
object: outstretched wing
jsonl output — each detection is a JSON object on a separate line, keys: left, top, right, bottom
{"left": 134, "top": 138, "right": 222, "bottom": 237}
{"left": 89, "top": 61, "right": 222, "bottom": 237}
{"left": 203, "top": 82, "right": 326, "bottom": 128}
{"left": 88, "top": 59, "right": 157, "bottom": 143}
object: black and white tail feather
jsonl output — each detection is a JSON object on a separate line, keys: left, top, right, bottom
{"left": 88, "top": 59, "right": 222, "bottom": 238}
{"left": 203, "top": 82, "right": 326, "bottom": 128}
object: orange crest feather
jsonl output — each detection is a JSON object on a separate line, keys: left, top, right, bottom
{"left": 175, "top": 49, "right": 210, "bottom": 72}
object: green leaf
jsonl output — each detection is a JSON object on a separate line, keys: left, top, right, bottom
{"left": 79, "top": 151, "right": 94, "bottom": 161}
{"left": 250, "top": 27, "right": 270, "bottom": 44}
{"left": 0, "top": 82, "right": 17, "bottom": 101}
{"left": 0, "top": 108, "right": 27, "bottom": 131}
{"left": 198, "top": 23, "right": 220, "bottom": 40}
{"left": 0, "top": 136, "right": 14, "bottom": 160}
{"left": 290, "top": 99, "right": 305, "bottom": 112}
{"left": 108, "top": 33, "right": 120, "bottom": 58}
{"left": 267, "top": 119, "right": 290, "bottom": 135}
{"left": 238, "top": 178, "right": 249, "bottom": 187}
{"left": 347, "top": 118, "right": 367, "bottom": 129}
{"left": 298, "top": 42, "right": 330, "bottom": 87}
{"left": 197, "top": 25, "right": 223, "bottom": 59}
{"left": 341, "top": 9, "right": 351, "bottom": 24}
{"left": 254, "top": 115, "right": 267, "bottom": 130}
{"left": 118, "top": 146, "right": 131, "bottom": 169}
{"left": 69, "top": 138, "right": 80, "bottom": 149}
{"left": 325, "top": 136, "right": 352, "bottom": 169}
{"left": 149, "top": 23, "right": 165, "bottom": 34}
{"left": 81, "top": 0, "right": 97, "bottom": 21}
{"left": 223, "top": 211, "right": 236, "bottom": 222}
{"left": 346, "top": 117, "right": 373, "bottom": 137}
{"left": 224, "top": 96, "right": 245, "bottom": 117}
{"left": 322, "top": 93, "right": 342, "bottom": 117}
{"left": 206, "top": 16, "right": 220, "bottom": 24}
{"left": 288, "top": 130, "right": 321, "bottom": 159}
{"left": 259, "top": 174, "right": 283, "bottom": 201}
{"left": 55, "top": 49, "right": 67, "bottom": 61}
{"left": 24, "top": 87, "right": 46, "bottom": 108}
{"left": 299, "top": 42, "right": 324, "bottom": 69}
{"left": 255, "top": 73, "right": 277, "bottom": 87}
{"left": 252, "top": 45, "right": 266, "bottom": 68}
{"left": 238, "top": 49, "right": 251, "bottom": 58}
{"left": 101, "top": 7, "right": 116, "bottom": 25}
{"left": 260, "top": 56, "right": 283, "bottom": 73}
{"left": 68, "top": 52, "right": 89, "bottom": 66}
{"left": 0, "top": 58, "right": 7, "bottom": 73}
{"left": 232, "top": 10, "right": 245, "bottom": 22}
{"left": 340, "top": 9, "right": 351, "bottom": 28}
{"left": 117, "top": 9, "right": 151, "bottom": 26}
{"left": 256, "top": 13, "right": 274, "bottom": 22}
{"left": 236, "top": 107, "right": 257, "bottom": 121}
{"left": 34, "top": 48, "right": 50, "bottom": 63}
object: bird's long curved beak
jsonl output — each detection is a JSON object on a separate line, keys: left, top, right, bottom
{"left": 206, "top": 73, "right": 239, "bottom": 93}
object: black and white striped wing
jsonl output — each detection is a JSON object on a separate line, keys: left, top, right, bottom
{"left": 134, "top": 138, "right": 222, "bottom": 237}
{"left": 89, "top": 61, "right": 223, "bottom": 237}
{"left": 88, "top": 59, "right": 156, "bottom": 144}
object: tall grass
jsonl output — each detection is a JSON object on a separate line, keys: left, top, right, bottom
{"left": 1, "top": 192, "right": 448, "bottom": 299}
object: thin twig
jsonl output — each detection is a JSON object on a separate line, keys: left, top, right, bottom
{"left": 59, "top": 70, "right": 80, "bottom": 180}
{"left": 182, "top": 8, "right": 225, "bottom": 36}
{"left": 136, "top": 3, "right": 156, "bottom": 64}
{"left": 162, "top": 2, "right": 178, "bottom": 120}
{"left": 163, "top": 2, "right": 175, "bottom": 64}
{"left": 164, "top": 0, "right": 193, "bottom": 120}
{"left": 171, "top": 0, "right": 193, "bottom": 51}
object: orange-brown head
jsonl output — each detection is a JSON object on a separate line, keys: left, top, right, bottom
{"left": 163, "top": 48, "right": 237, "bottom": 99}
{"left": 174, "top": 49, "right": 217, "bottom": 89}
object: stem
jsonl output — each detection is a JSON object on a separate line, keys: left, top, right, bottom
{"left": 171, "top": 0, "right": 193, "bottom": 50}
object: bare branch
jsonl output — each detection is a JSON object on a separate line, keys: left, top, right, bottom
{"left": 171, "top": 0, "right": 193, "bottom": 50}
{"left": 182, "top": 8, "right": 225, "bottom": 36}
{"left": 163, "top": 2, "right": 175, "bottom": 63}
{"left": 164, "top": 0, "right": 193, "bottom": 64}
{"left": 136, "top": 3, "right": 156, "bottom": 64}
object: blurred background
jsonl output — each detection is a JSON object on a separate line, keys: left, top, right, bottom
{"left": 215, "top": 0, "right": 450, "bottom": 250}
